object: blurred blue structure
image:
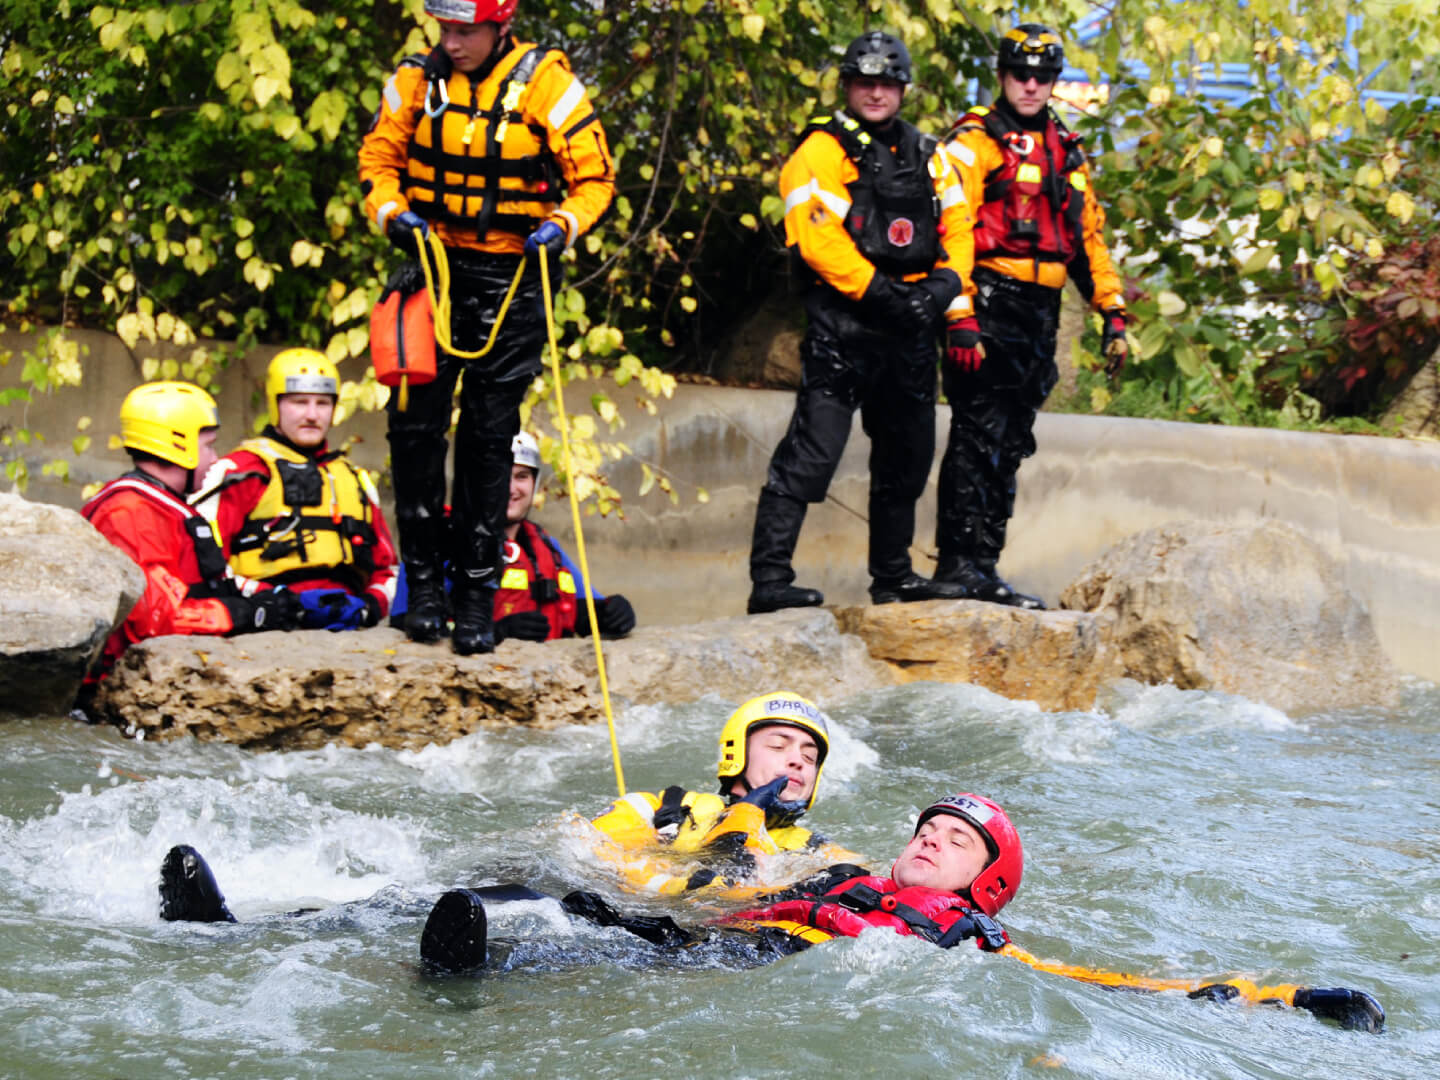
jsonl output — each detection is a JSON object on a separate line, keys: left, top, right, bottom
{"left": 973, "top": 10, "right": 1438, "bottom": 111}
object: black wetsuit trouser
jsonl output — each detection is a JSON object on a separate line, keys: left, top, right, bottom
{"left": 386, "top": 249, "right": 560, "bottom": 586}
{"left": 750, "top": 288, "right": 939, "bottom": 588}
{"left": 936, "top": 267, "right": 1062, "bottom": 569}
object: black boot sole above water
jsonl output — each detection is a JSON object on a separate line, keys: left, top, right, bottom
{"left": 420, "top": 889, "right": 490, "bottom": 972}
{"left": 159, "top": 844, "right": 237, "bottom": 923}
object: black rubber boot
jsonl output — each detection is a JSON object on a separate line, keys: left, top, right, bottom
{"left": 451, "top": 581, "right": 495, "bottom": 656}
{"left": 975, "top": 561, "right": 1046, "bottom": 610}
{"left": 935, "top": 555, "right": 1045, "bottom": 609}
{"left": 869, "top": 572, "right": 967, "bottom": 605}
{"left": 747, "top": 488, "right": 823, "bottom": 614}
{"left": 747, "top": 582, "right": 825, "bottom": 615}
{"left": 1291, "top": 987, "right": 1386, "bottom": 1034}
{"left": 420, "top": 889, "right": 488, "bottom": 972}
{"left": 159, "top": 844, "right": 237, "bottom": 923}
{"left": 403, "top": 562, "right": 448, "bottom": 643}
{"left": 932, "top": 554, "right": 992, "bottom": 597}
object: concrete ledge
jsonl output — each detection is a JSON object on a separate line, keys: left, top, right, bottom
{"left": 10, "top": 329, "right": 1440, "bottom": 681}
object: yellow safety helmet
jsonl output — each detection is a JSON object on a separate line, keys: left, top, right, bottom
{"left": 265, "top": 348, "right": 339, "bottom": 426}
{"left": 717, "top": 691, "right": 831, "bottom": 812}
{"left": 119, "top": 381, "right": 219, "bottom": 470}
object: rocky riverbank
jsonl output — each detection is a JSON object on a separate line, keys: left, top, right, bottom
{"left": 1, "top": 483, "right": 1401, "bottom": 744}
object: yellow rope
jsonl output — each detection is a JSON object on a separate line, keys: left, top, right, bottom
{"left": 414, "top": 227, "right": 526, "bottom": 360}
{"left": 537, "top": 243, "right": 626, "bottom": 797}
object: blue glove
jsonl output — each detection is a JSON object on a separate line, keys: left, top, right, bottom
{"left": 298, "top": 590, "right": 369, "bottom": 631}
{"left": 524, "top": 220, "right": 566, "bottom": 261}
{"left": 739, "top": 775, "right": 790, "bottom": 811}
{"left": 386, "top": 210, "right": 430, "bottom": 255}
{"left": 739, "top": 774, "right": 809, "bottom": 828}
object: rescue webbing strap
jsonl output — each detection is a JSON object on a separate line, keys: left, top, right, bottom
{"left": 474, "top": 46, "right": 547, "bottom": 241}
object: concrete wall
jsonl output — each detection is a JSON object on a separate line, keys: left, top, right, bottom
{"left": 8, "top": 329, "right": 1440, "bottom": 680}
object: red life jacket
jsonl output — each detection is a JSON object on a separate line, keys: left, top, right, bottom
{"left": 732, "top": 874, "right": 1010, "bottom": 951}
{"left": 82, "top": 472, "right": 230, "bottom": 586}
{"left": 958, "top": 105, "right": 1087, "bottom": 265}
{"left": 493, "top": 520, "right": 577, "bottom": 639}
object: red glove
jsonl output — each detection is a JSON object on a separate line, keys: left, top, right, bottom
{"left": 1101, "top": 309, "right": 1129, "bottom": 376}
{"left": 946, "top": 317, "right": 985, "bottom": 373}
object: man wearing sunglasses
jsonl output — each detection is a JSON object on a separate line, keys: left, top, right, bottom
{"left": 935, "top": 25, "right": 1130, "bottom": 610}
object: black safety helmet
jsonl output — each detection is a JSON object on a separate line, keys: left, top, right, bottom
{"left": 839, "top": 31, "right": 912, "bottom": 85}
{"left": 997, "top": 23, "right": 1064, "bottom": 78}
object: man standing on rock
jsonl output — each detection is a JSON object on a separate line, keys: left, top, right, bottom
{"left": 359, "top": 0, "right": 615, "bottom": 655}
{"left": 745, "top": 31, "right": 970, "bottom": 615}
{"left": 934, "top": 25, "right": 1129, "bottom": 609}
{"left": 191, "top": 349, "right": 398, "bottom": 632}
{"left": 79, "top": 382, "right": 301, "bottom": 697}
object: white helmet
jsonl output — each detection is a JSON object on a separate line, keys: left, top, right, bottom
{"left": 511, "top": 431, "right": 541, "bottom": 472}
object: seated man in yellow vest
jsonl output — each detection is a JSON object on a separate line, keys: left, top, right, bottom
{"left": 490, "top": 431, "right": 635, "bottom": 643}
{"left": 585, "top": 691, "right": 860, "bottom": 896}
{"left": 192, "top": 349, "right": 399, "bottom": 630}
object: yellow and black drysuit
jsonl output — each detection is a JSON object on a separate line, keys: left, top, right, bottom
{"left": 937, "top": 97, "right": 1125, "bottom": 576}
{"left": 750, "top": 109, "right": 970, "bottom": 591}
{"left": 358, "top": 36, "right": 613, "bottom": 607}
{"left": 587, "top": 786, "right": 859, "bottom": 898}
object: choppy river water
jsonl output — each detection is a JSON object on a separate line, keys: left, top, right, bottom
{"left": 2, "top": 679, "right": 1437, "bottom": 1078}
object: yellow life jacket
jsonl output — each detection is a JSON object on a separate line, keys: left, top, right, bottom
{"left": 404, "top": 43, "right": 560, "bottom": 240}
{"left": 224, "top": 438, "right": 381, "bottom": 586}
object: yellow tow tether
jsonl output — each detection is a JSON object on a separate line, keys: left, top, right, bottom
{"left": 403, "top": 227, "right": 526, "bottom": 411}
{"left": 536, "top": 243, "right": 626, "bottom": 798}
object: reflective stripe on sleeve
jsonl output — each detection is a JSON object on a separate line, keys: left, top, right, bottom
{"left": 547, "top": 76, "right": 587, "bottom": 132}
{"left": 783, "top": 177, "right": 851, "bottom": 221}
{"left": 940, "top": 185, "right": 968, "bottom": 209}
{"left": 947, "top": 139, "right": 976, "bottom": 167}
{"left": 383, "top": 76, "right": 402, "bottom": 115}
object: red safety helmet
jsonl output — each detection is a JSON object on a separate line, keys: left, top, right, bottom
{"left": 912, "top": 792, "right": 1023, "bottom": 917}
{"left": 424, "top": 0, "right": 518, "bottom": 27}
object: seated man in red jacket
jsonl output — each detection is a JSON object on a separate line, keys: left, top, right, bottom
{"left": 490, "top": 431, "right": 635, "bottom": 643}
{"left": 79, "top": 381, "right": 301, "bottom": 697}
{"left": 191, "top": 349, "right": 398, "bottom": 631}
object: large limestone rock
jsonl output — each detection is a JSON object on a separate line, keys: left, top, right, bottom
{"left": 833, "top": 602, "right": 1117, "bottom": 712}
{"left": 1058, "top": 520, "right": 1400, "bottom": 712}
{"left": 95, "top": 608, "right": 895, "bottom": 748}
{"left": 0, "top": 491, "right": 145, "bottom": 716}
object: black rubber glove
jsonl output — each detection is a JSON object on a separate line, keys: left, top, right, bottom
{"left": 861, "top": 274, "right": 940, "bottom": 334}
{"left": 495, "top": 610, "right": 551, "bottom": 643}
{"left": 221, "top": 587, "right": 301, "bottom": 635}
{"left": 915, "top": 270, "right": 961, "bottom": 316}
{"left": 362, "top": 595, "right": 383, "bottom": 628}
{"left": 1100, "top": 308, "right": 1129, "bottom": 376}
{"left": 1292, "top": 987, "right": 1386, "bottom": 1033}
{"left": 739, "top": 775, "right": 790, "bottom": 811}
{"left": 386, "top": 210, "right": 429, "bottom": 257}
{"left": 595, "top": 595, "right": 636, "bottom": 637}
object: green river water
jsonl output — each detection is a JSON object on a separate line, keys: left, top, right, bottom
{"left": 2, "top": 679, "right": 1436, "bottom": 1078}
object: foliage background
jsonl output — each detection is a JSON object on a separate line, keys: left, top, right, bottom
{"left": 3, "top": 0, "right": 1439, "bottom": 497}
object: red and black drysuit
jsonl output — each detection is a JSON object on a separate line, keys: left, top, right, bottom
{"left": 939, "top": 97, "right": 1125, "bottom": 574}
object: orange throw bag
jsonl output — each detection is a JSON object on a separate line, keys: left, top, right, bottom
{"left": 369, "top": 266, "right": 436, "bottom": 411}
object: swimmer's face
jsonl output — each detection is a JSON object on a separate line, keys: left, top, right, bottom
{"left": 738, "top": 724, "right": 819, "bottom": 805}
{"left": 891, "top": 814, "right": 991, "bottom": 894}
